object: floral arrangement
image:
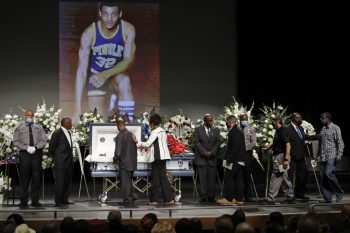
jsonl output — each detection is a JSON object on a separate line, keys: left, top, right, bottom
{"left": 215, "top": 97, "right": 256, "bottom": 155}
{"left": 256, "top": 101, "right": 290, "bottom": 197}
{"left": 301, "top": 120, "right": 316, "bottom": 146}
{"left": 109, "top": 109, "right": 138, "bottom": 124}
{"left": 73, "top": 108, "right": 104, "bottom": 146}
{"left": 34, "top": 100, "right": 63, "bottom": 139}
{"left": 217, "top": 96, "right": 255, "bottom": 144}
{"left": 167, "top": 134, "right": 186, "bottom": 155}
{"left": 0, "top": 172, "right": 11, "bottom": 194}
{"left": 0, "top": 114, "right": 20, "bottom": 159}
{"left": 136, "top": 112, "right": 151, "bottom": 141}
{"left": 301, "top": 120, "right": 316, "bottom": 136}
{"left": 223, "top": 96, "right": 255, "bottom": 121}
{"left": 163, "top": 110, "right": 196, "bottom": 150}
{"left": 256, "top": 102, "right": 290, "bottom": 152}
{"left": 33, "top": 100, "right": 63, "bottom": 169}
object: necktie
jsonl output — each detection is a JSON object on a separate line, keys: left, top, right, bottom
{"left": 29, "top": 125, "right": 34, "bottom": 146}
{"left": 68, "top": 131, "right": 72, "bottom": 147}
{"left": 207, "top": 127, "right": 211, "bottom": 137}
{"left": 296, "top": 127, "right": 303, "bottom": 139}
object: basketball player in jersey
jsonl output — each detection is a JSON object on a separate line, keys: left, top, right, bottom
{"left": 74, "top": 2, "right": 135, "bottom": 122}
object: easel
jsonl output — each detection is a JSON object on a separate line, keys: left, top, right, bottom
{"left": 78, "top": 145, "right": 91, "bottom": 199}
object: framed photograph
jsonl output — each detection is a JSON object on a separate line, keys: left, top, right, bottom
{"left": 88, "top": 123, "right": 141, "bottom": 163}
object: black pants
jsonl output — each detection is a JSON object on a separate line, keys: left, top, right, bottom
{"left": 197, "top": 163, "right": 217, "bottom": 199}
{"left": 243, "top": 150, "right": 253, "bottom": 198}
{"left": 223, "top": 163, "right": 244, "bottom": 201}
{"left": 54, "top": 164, "right": 73, "bottom": 204}
{"left": 150, "top": 160, "right": 173, "bottom": 202}
{"left": 288, "top": 158, "right": 308, "bottom": 197}
{"left": 19, "top": 150, "right": 42, "bottom": 204}
{"left": 120, "top": 169, "right": 136, "bottom": 203}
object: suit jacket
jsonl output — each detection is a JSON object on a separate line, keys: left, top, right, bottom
{"left": 224, "top": 125, "right": 247, "bottom": 163}
{"left": 285, "top": 124, "right": 307, "bottom": 160}
{"left": 194, "top": 125, "right": 221, "bottom": 166}
{"left": 113, "top": 128, "right": 137, "bottom": 171}
{"left": 49, "top": 128, "right": 73, "bottom": 170}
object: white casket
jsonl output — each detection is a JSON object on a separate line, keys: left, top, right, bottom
{"left": 85, "top": 123, "right": 150, "bottom": 170}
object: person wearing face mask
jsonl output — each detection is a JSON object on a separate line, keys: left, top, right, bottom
{"left": 49, "top": 118, "right": 75, "bottom": 207}
{"left": 193, "top": 114, "right": 221, "bottom": 203}
{"left": 285, "top": 112, "right": 317, "bottom": 201}
{"left": 13, "top": 109, "right": 48, "bottom": 208}
{"left": 238, "top": 113, "right": 257, "bottom": 202}
{"left": 317, "top": 112, "right": 345, "bottom": 203}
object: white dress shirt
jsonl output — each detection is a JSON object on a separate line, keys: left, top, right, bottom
{"left": 61, "top": 126, "right": 72, "bottom": 147}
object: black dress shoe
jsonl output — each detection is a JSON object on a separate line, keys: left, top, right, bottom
{"left": 123, "top": 201, "right": 134, "bottom": 207}
{"left": 31, "top": 202, "right": 42, "bottom": 207}
{"left": 282, "top": 198, "right": 296, "bottom": 204}
{"left": 18, "top": 202, "right": 28, "bottom": 208}
{"left": 198, "top": 197, "right": 207, "bottom": 203}
{"left": 336, "top": 193, "right": 343, "bottom": 202}
{"left": 295, "top": 195, "right": 310, "bottom": 200}
{"left": 265, "top": 200, "right": 276, "bottom": 205}
{"left": 54, "top": 203, "right": 63, "bottom": 207}
{"left": 208, "top": 197, "right": 216, "bottom": 203}
{"left": 63, "top": 201, "right": 74, "bottom": 205}
{"left": 319, "top": 200, "right": 332, "bottom": 204}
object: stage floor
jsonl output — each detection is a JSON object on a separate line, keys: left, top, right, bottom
{"left": 1, "top": 180, "right": 349, "bottom": 221}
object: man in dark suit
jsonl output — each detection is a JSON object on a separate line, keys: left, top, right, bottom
{"left": 113, "top": 118, "right": 138, "bottom": 206}
{"left": 217, "top": 115, "right": 246, "bottom": 205}
{"left": 194, "top": 114, "right": 221, "bottom": 203}
{"left": 49, "top": 117, "right": 74, "bottom": 207}
{"left": 285, "top": 112, "right": 316, "bottom": 200}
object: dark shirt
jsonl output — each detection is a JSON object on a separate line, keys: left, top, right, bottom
{"left": 114, "top": 128, "right": 137, "bottom": 171}
{"left": 272, "top": 127, "right": 289, "bottom": 155}
{"left": 153, "top": 138, "right": 161, "bottom": 160}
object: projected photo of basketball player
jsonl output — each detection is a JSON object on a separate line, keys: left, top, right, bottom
{"left": 59, "top": 2, "right": 159, "bottom": 122}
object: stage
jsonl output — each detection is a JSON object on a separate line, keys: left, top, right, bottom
{"left": 1, "top": 177, "right": 349, "bottom": 231}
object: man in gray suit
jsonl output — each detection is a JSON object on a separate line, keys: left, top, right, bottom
{"left": 113, "top": 118, "right": 138, "bottom": 206}
{"left": 194, "top": 114, "right": 221, "bottom": 203}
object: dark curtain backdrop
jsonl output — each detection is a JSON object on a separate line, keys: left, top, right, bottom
{"left": 0, "top": 0, "right": 348, "bottom": 155}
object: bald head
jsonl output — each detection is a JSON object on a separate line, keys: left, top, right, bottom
{"left": 203, "top": 114, "right": 213, "bottom": 128}
{"left": 116, "top": 117, "right": 126, "bottom": 131}
{"left": 235, "top": 222, "right": 255, "bottom": 233}
{"left": 341, "top": 204, "right": 350, "bottom": 218}
{"left": 61, "top": 117, "right": 72, "bottom": 130}
{"left": 25, "top": 109, "right": 34, "bottom": 117}
{"left": 239, "top": 113, "right": 248, "bottom": 121}
{"left": 214, "top": 216, "right": 234, "bottom": 233}
{"left": 297, "top": 213, "right": 320, "bottom": 233}
{"left": 291, "top": 112, "right": 302, "bottom": 126}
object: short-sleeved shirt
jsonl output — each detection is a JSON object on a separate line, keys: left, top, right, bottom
{"left": 272, "top": 127, "right": 289, "bottom": 155}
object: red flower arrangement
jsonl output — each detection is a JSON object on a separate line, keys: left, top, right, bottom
{"left": 167, "top": 134, "right": 186, "bottom": 155}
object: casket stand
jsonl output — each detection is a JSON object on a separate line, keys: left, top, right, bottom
{"left": 85, "top": 123, "right": 195, "bottom": 204}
